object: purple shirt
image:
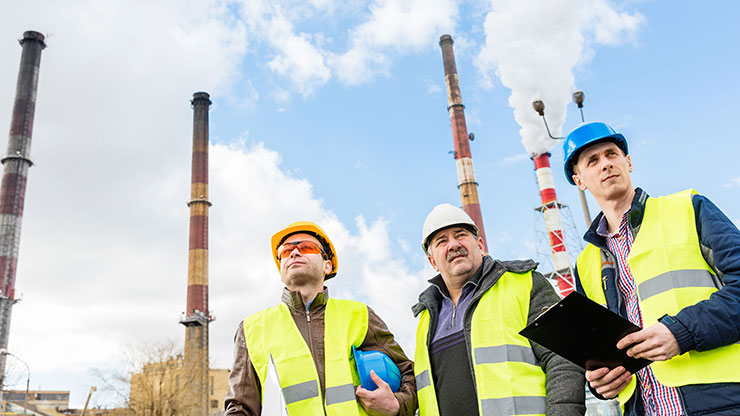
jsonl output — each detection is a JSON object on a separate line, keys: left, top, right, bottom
{"left": 432, "top": 274, "right": 479, "bottom": 344}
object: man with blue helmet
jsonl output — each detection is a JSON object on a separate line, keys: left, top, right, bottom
{"left": 564, "top": 122, "right": 740, "bottom": 415}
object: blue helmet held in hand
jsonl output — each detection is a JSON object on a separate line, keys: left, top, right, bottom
{"left": 563, "top": 121, "right": 628, "bottom": 185}
{"left": 352, "top": 346, "right": 401, "bottom": 392}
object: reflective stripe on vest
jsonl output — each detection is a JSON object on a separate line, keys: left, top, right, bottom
{"left": 577, "top": 189, "right": 740, "bottom": 398}
{"left": 243, "top": 299, "right": 369, "bottom": 415}
{"left": 415, "top": 270, "right": 547, "bottom": 416}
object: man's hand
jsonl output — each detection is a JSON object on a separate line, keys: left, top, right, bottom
{"left": 585, "top": 366, "right": 632, "bottom": 399}
{"left": 355, "top": 370, "right": 400, "bottom": 416}
{"left": 617, "top": 322, "right": 680, "bottom": 361}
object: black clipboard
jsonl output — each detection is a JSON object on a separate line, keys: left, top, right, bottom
{"left": 519, "top": 292, "right": 651, "bottom": 373}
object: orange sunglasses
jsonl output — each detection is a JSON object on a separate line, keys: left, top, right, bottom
{"left": 277, "top": 240, "right": 326, "bottom": 261}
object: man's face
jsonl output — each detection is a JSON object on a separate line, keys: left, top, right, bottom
{"left": 426, "top": 226, "right": 484, "bottom": 285}
{"left": 572, "top": 141, "right": 633, "bottom": 201}
{"left": 278, "top": 233, "right": 332, "bottom": 289}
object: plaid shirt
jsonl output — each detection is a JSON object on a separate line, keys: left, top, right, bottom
{"left": 597, "top": 213, "right": 684, "bottom": 416}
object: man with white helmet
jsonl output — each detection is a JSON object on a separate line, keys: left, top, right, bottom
{"left": 412, "top": 204, "right": 586, "bottom": 415}
{"left": 224, "top": 221, "right": 417, "bottom": 415}
{"left": 564, "top": 121, "right": 740, "bottom": 415}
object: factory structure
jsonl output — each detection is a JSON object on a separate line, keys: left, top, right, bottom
{"left": 0, "top": 31, "right": 46, "bottom": 397}
{"left": 179, "top": 92, "right": 216, "bottom": 416}
{"left": 531, "top": 152, "right": 578, "bottom": 296}
{"left": 439, "top": 35, "right": 489, "bottom": 253}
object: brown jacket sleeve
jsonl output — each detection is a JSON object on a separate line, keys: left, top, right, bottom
{"left": 360, "top": 307, "right": 418, "bottom": 416}
{"left": 224, "top": 321, "right": 262, "bottom": 416}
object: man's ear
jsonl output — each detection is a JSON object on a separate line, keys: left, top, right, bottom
{"left": 427, "top": 254, "right": 439, "bottom": 272}
{"left": 626, "top": 154, "right": 633, "bottom": 173}
{"left": 573, "top": 173, "right": 587, "bottom": 191}
{"left": 323, "top": 259, "right": 333, "bottom": 275}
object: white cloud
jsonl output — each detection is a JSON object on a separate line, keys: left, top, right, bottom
{"left": 238, "top": 0, "right": 331, "bottom": 96}
{"left": 475, "top": 0, "right": 643, "bottom": 155}
{"left": 334, "top": 0, "right": 459, "bottom": 84}
{"left": 234, "top": 0, "right": 459, "bottom": 89}
{"left": 723, "top": 177, "right": 740, "bottom": 188}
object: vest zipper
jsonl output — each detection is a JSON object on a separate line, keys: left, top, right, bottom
{"left": 451, "top": 304, "right": 457, "bottom": 327}
{"left": 306, "top": 307, "right": 315, "bottom": 356}
{"left": 306, "top": 305, "right": 328, "bottom": 416}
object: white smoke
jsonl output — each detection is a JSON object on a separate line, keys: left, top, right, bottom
{"left": 475, "top": 0, "right": 643, "bottom": 155}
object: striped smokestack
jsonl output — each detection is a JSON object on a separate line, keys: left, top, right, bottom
{"left": 0, "top": 30, "right": 46, "bottom": 386}
{"left": 533, "top": 153, "right": 574, "bottom": 296}
{"left": 439, "top": 34, "right": 488, "bottom": 252}
{"left": 180, "top": 91, "right": 213, "bottom": 416}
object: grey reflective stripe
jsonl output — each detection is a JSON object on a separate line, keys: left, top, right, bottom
{"left": 474, "top": 345, "right": 537, "bottom": 366}
{"left": 282, "top": 380, "right": 318, "bottom": 404}
{"left": 481, "top": 396, "right": 546, "bottom": 416}
{"left": 638, "top": 269, "right": 717, "bottom": 301}
{"left": 325, "top": 383, "right": 356, "bottom": 405}
{"left": 415, "top": 369, "right": 431, "bottom": 390}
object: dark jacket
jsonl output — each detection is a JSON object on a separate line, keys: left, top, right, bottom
{"left": 412, "top": 256, "right": 586, "bottom": 415}
{"left": 224, "top": 287, "right": 417, "bottom": 415}
{"left": 574, "top": 188, "right": 740, "bottom": 415}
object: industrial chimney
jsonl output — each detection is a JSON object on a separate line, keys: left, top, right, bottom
{"left": 532, "top": 153, "right": 575, "bottom": 296}
{"left": 180, "top": 92, "right": 213, "bottom": 416}
{"left": 0, "top": 30, "right": 46, "bottom": 388}
{"left": 439, "top": 34, "right": 488, "bottom": 252}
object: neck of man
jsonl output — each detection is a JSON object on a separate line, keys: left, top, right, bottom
{"left": 598, "top": 187, "right": 636, "bottom": 235}
{"left": 293, "top": 283, "right": 324, "bottom": 306}
{"left": 443, "top": 267, "right": 480, "bottom": 307}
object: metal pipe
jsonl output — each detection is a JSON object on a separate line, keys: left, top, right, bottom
{"left": 439, "top": 34, "right": 489, "bottom": 253}
{"left": 0, "top": 31, "right": 46, "bottom": 395}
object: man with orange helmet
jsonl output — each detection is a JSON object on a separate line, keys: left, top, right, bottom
{"left": 224, "top": 221, "right": 416, "bottom": 415}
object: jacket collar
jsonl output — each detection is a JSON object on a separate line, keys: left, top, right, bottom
{"left": 583, "top": 187, "right": 648, "bottom": 249}
{"left": 426, "top": 256, "right": 486, "bottom": 298}
{"left": 413, "top": 255, "right": 496, "bottom": 316}
{"left": 281, "top": 286, "right": 329, "bottom": 312}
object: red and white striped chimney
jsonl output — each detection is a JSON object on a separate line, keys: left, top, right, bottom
{"left": 533, "top": 153, "right": 574, "bottom": 296}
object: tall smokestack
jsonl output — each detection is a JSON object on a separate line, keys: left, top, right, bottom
{"left": 0, "top": 30, "right": 46, "bottom": 387}
{"left": 439, "top": 34, "right": 488, "bottom": 252}
{"left": 180, "top": 92, "right": 213, "bottom": 416}
{"left": 532, "top": 153, "right": 574, "bottom": 296}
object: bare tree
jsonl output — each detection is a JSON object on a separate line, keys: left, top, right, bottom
{"left": 92, "top": 340, "right": 197, "bottom": 416}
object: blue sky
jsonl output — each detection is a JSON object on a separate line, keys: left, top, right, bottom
{"left": 1, "top": 0, "right": 738, "bottom": 409}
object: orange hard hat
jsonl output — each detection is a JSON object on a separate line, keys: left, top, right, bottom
{"left": 270, "top": 221, "right": 338, "bottom": 279}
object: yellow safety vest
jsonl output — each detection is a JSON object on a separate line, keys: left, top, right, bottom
{"left": 243, "top": 298, "right": 369, "bottom": 415}
{"left": 415, "top": 270, "right": 546, "bottom": 416}
{"left": 577, "top": 189, "right": 740, "bottom": 408}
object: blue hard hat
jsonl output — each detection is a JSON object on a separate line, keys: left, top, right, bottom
{"left": 563, "top": 121, "right": 628, "bottom": 185}
{"left": 352, "top": 346, "right": 401, "bottom": 392}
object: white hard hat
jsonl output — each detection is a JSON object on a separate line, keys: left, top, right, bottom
{"left": 421, "top": 204, "right": 478, "bottom": 254}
